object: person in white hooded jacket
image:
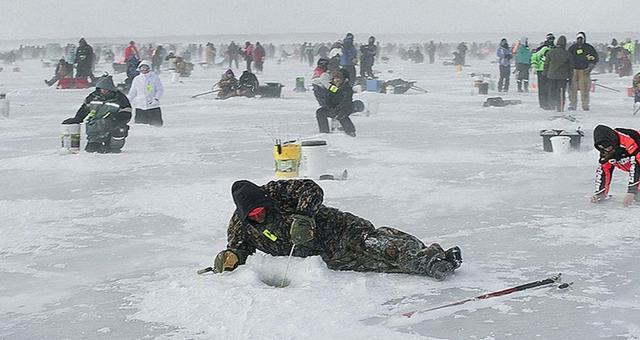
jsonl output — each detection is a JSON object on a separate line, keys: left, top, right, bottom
{"left": 128, "top": 60, "right": 164, "bottom": 126}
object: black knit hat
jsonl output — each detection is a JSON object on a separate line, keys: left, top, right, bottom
{"left": 593, "top": 125, "right": 619, "bottom": 150}
{"left": 317, "top": 58, "right": 329, "bottom": 69}
{"left": 231, "top": 180, "right": 273, "bottom": 221}
{"left": 332, "top": 68, "right": 350, "bottom": 81}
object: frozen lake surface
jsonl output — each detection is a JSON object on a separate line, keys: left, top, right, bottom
{"left": 1, "top": 54, "right": 639, "bottom": 339}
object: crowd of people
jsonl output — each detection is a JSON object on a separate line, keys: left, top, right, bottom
{"left": 2, "top": 30, "right": 640, "bottom": 284}
{"left": 6, "top": 32, "right": 624, "bottom": 152}
{"left": 7, "top": 32, "right": 623, "bottom": 153}
{"left": 520, "top": 32, "right": 599, "bottom": 112}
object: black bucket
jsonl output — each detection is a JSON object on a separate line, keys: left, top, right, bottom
{"left": 540, "top": 129, "right": 584, "bottom": 152}
{"left": 259, "top": 82, "right": 284, "bottom": 98}
{"left": 478, "top": 82, "right": 489, "bottom": 95}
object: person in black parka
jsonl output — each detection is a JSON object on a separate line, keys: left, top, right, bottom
{"left": 316, "top": 69, "right": 357, "bottom": 136}
{"left": 61, "top": 76, "right": 132, "bottom": 153}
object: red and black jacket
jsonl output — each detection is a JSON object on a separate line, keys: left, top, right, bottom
{"left": 595, "top": 128, "right": 640, "bottom": 197}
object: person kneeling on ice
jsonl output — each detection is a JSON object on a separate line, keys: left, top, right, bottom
{"left": 211, "top": 179, "right": 462, "bottom": 281}
{"left": 216, "top": 69, "right": 239, "bottom": 100}
{"left": 61, "top": 76, "right": 132, "bottom": 153}
{"left": 128, "top": 60, "right": 164, "bottom": 126}
{"left": 592, "top": 125, "right": 640, "bottom": 207}
{"left": 316, "top": 69, "right": 357, "bottom": 137}
{"left": 237, "top": 70, "right": 259, "bottom": 98}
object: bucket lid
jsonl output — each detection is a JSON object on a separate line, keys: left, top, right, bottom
{"left": 301, "top": 140, "right": 327, "bottom": 146}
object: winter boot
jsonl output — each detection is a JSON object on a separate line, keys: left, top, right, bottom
{"left": 428, "top": 258, "right": 455, "bottom": 281}
{"left": 444, "top": 246, "right": 462, "bottom": 269}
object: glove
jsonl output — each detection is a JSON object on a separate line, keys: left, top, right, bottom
{"left": 213, "top": 249, "right": 239, "bottom": 273}
{"left": 289, "top": 214, "right": 315, "bottom": 244}
{"left": 115, "top": 110, "right": 132, "bottom": 122}
{"left": 62, "top": 117, "right": 82, "bottom": 124}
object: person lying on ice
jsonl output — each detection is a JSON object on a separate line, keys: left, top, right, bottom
{"left": 61, "top": 76, "right": 132, "bottom": 153}
{"left": 592, "top": 124, "right": 640, "bottom": 207}
{"left": 211, "top": 179, "right": 462, "bottom": 281}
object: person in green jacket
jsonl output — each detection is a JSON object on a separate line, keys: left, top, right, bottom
{"left": 531, "top": 33, "right": 555, "bottom": 109}
{"left": 515, "top": 37, "right": 532, "bottom": 92}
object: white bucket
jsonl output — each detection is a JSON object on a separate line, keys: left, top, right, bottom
{"left": 60, "top": 123, "right": 81, "bottom": 153}
{"left": 356, "top": 92, "right": 379, "bottom": 116}
{"left": 550, "top": 136, "right": 571, "bottom": 154}
{"left": 300, "top": 140, "right": 328, "bottom": 179}
{"left": 365, "top": 94, "right": 379, "bottom": 116}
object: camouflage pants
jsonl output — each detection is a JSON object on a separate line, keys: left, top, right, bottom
{"left": 322, "top": 226, "right": 446, "bottom": 277}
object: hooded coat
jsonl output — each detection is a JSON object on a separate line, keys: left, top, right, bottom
{"left": 593, "top": 125, "right": 640, "bottom": 198}
{"left": 128, "top": 61, "right": 164, "bottom": 110}
{"left": 544, "top": 36, "right": 573, "bottom": 80}
{"left": 496, "top": 39, "right": 512, "bottom": 66}
{"left": 568, "top": 32, "right": 599, "bottom": 70}
{"left": 66, "top": 77, "right": 132, "bottom": 149}
{"left": 74, "top": 39, "right": 94, "bottom": 77}
{"left": 224, "top": 179, "right": 449, "bottom": 277}
{"left": 515, "top": 38, "right": 532, "bottom": 65}
{"left": 340, "top": 36, "right": 357, "bottom": 66}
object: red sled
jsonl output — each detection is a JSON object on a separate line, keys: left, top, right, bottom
{"left": 57, "top": 77, "right": 90, "bottom": 89}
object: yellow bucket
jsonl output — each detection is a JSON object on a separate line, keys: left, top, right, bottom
{"left": 273, "top": 143, "right": 301, "bottom": 178}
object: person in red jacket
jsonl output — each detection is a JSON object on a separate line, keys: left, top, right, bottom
{"left": 124, "top": 41, "right": 139, "bottom": 62}
{"left": 242, "top": 41, "right": 254, "bottom": 72}
{"left": 253, "top": 42, "right": 265, "bottom": 73}
{"left": 592, "top": 125, "right": 640, "bottom": 207}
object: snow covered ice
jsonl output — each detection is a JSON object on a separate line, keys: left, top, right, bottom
{"left": 1, "top": 51, "right": 640, "bottom": 339}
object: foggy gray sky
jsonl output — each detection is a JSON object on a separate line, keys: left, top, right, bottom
{"left": 1, "top": 0, "right": 637, "bottom": 41}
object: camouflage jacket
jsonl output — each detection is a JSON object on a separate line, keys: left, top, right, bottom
{"left": 225, "top": 179, "right": 375, "bottom": 266}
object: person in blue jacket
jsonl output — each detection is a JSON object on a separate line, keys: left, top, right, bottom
{"left": 496, "top": 38, "right": 513, "bottom": 92}
{"left": 340, "top": 33, "right": 358, "bottom": 86}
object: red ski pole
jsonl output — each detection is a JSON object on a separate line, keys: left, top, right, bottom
{"left": 402, "top": 273, "right": 566, "bottom": 318}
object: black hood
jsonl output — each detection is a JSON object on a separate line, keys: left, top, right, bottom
{"left": 593, "top": 125, "right": 619, "bottom": 150}
{"left": 231, "top": 180, "right": 273, "bottom": 220}
{"left": 556, "top": 35, "right": 567, "bottom": 48}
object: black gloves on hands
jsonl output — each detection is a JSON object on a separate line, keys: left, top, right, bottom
{"left": 289, "top": 214, "right": 315, "bottom": 245}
